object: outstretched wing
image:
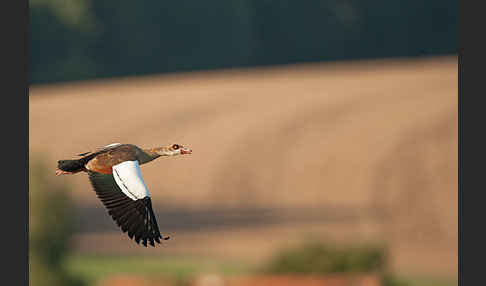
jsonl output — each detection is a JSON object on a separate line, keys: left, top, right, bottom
{"left": 77, "top": 142, "right": 123, "bottom": 157}
{"left": 87, "top": 160, "right": 169, "bottom": 247}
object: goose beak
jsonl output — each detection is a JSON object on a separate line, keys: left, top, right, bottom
{"left": 181, "top": 148, "right": 192, "bottom": 155}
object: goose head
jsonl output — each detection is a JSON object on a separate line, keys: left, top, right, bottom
{"left": 155, "top": 144, "right": 192, "bottom": 156}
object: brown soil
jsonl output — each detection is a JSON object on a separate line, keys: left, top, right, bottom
{"left": 30, "top": 56, "right": 457, "bottom": 278}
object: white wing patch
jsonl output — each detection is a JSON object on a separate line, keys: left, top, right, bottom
{"left": 112, "top": 160, "right": 150, "bottom": 201}
{"left": 76, "top": 143, "right": 122, "bottom": 157}
{"left": 101, "top": 142, "right": 122, "bottom": 149}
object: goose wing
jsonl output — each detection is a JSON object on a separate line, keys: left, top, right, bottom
{"left": 77, "top": 142, "right": 123, "bottom": 157}
{"left": 87, "top": 160, "right": 168, "bottom": 246}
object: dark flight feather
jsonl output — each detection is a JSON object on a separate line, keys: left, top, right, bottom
{"left": 87, "top": 171, "right": 167, "bottom": 247}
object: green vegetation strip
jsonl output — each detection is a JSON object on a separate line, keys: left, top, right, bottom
{"left": 65, "top": 254, "right": 457, "bottom": 286}
{"left": 392, "top": 275, "right": 458, "bottom": 286}
{"left": 65, "top": 254, "right": 255, "bottom": 284}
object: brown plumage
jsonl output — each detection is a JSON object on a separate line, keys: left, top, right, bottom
{"left": 84, "top": 144, "right": 138, "bottom": 174}
{"left": 56, "top": 142, "right": 192, "bottom": 247}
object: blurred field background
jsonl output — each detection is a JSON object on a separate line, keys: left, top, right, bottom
{"left": 29, "top": 1, "right": 457, "bottom": 286}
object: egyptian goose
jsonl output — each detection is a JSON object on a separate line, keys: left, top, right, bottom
{"left": 56, "top": 143, "right": 192, "bottom": 247}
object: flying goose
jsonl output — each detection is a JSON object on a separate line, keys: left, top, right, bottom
{"left": 56, "top": 143, "right": 192, "bottom": 247}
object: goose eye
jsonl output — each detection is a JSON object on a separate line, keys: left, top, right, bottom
{"left": 172, "top": 144, "right": 180, "bottom": 150}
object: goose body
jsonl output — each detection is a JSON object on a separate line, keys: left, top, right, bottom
{"left": 56, "top": 143, "right": 192, "bottom": 247}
